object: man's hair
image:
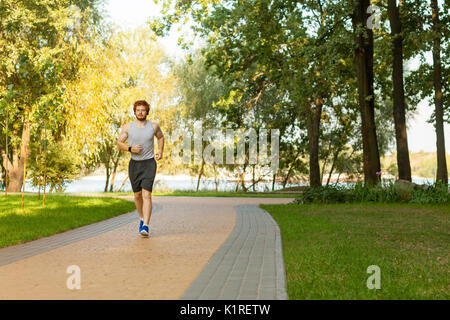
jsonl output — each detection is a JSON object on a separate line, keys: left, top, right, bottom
{"left": 133, "top": 100, "right": 150, "bottom": 114}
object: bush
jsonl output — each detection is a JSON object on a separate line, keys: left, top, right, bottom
{"left": 410, "top": 182, "right": 450, "bottom": 204}
{"left": 294, "top": 182, "right": 449, "bottom": 204}
{"left": 295, "top": 184, "right": 352, "bottom": 204}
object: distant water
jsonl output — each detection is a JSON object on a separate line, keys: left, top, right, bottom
{"left": 22, "top": 176, "right": 299, "bottom": 193}
{"left": 20, "top": 176, "right": 436, "bottom": 194}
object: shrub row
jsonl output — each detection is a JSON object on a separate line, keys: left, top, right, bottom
{"left": 294, "top": 182, "right": 450, "bottom": 204}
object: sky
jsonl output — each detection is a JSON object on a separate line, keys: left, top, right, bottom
{"left": 103, "top": 0, "right": 448, "bottom": 153}
{"left": 102, "top": 0, "right": 187, "bottom": 59}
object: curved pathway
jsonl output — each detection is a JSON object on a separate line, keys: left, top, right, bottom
{"left": 0, "top": 196, "right": 292, "bottom": 299}
{"left": 182, "top": 204, "right": 288, "bottom": 300}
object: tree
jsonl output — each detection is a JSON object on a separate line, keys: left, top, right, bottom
{"left": 173, "top": 50, "right": 227, "bottom": 191}
{"left": 404, "top": 0, "right": 448, "bottom": 185}
{"left": 351, "top": 0, "right": 381, "bottom": 185}
{"left": 29, "top": 138, "right": 81, "bottom": 193}
{"left": 387, "top": 0, "right": 412, "bottom": 181}
{"left": 430, "top": 0, "right": 448, "bottom": 184}
{"left": 61, "top": 27, "right": 178, "bottom": 192}
{"left": 0, "top": 0, "right": 104, "bottom": 192}
{"left": 150, "top": 0, "right": 436, "bottom": 188}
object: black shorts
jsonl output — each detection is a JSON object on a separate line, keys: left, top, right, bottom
{"left": 128, "top": 158, "right": 157, "bottom": 193}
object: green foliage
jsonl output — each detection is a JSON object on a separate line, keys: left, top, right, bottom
{"left": 410, "top": 182, "right": 450, "bottom": 204}
{"left": 0, "top": 0, "right": 447, "bottom": 190}
{"left": 150, "top": 0, "right": 400, "bottom": 186}
{"left": 294, "top": 182, "right": 449, "bottom": 205}
{"left": 28, "top": 139, "right": 81, "bottom": 192}
{"left": 0, "top": 0, "right": 105, "bottom": 191}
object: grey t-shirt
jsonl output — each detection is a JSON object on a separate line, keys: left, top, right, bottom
{"left": 128, "top": 120, "right": 155, "bottom": 160}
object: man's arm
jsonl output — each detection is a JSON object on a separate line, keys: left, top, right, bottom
{"left": 153, "top": 122, "right": 164, "bottom": 160}
{"left": 118, "top": 123, "right": 143, "bottom": 153}
{"left": 117, "top": 123, "right": 130, "bottom": 152}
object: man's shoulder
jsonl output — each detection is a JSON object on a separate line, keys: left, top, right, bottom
{"left": 123, "top": 121, "right": 133, "bottom": 129}
{"left": 151, "top": 120, "right": 160, "bottom": 129}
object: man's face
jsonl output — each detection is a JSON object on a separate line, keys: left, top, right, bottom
{"left": 135, "top": 105, "right": 148, "bottom": 120}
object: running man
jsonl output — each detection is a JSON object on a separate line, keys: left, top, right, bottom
{"left": 117, "top": 100, "right": 164, "bottom": 237}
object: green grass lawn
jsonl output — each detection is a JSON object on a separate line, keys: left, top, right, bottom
{"left": 261, "top": 203, "right": 449, "bottom": 300}
{"left": 0, "top": 195, "right": 136, "bottom": 248}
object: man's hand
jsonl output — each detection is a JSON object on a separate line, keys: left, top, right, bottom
{"left": 155, "top": 151, "right": 162, "bottom": 160}
{"left": 131, "top": 145, "right": 143, "bottom": 154}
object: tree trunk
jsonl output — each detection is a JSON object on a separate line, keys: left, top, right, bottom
{"left": 240, "top": 163, "right": 247, "bottom": 192}
{"left": 252, "top": 165, "right": 256, "bottom": 192}
{"left": 326, "top": 162, "right": 335, "bottom": 186}
{"left": 388, "top": 0, "right": 412, "bottom": 182}
{"left": 213, "top": 163, "right": 218, "bottom": 192}
{"left": 104, "top": 165, "right": 110, "bottom": 193}
{"left": 352, "top": 0, "right": 381, "bottom": 185}
{"left": 272, "top": 173, "right": 276, "bottom": 191}
{"left": 21, "top": 113, "right": 31, "bottom": 209}
{"left": 109, "top": 156, "right": 120, "bottom": 192}
{"left": 21, "top": 122, "right": 28, "bottom": 209}
{"left": 117, "top": 174, "right": 129, "bottom": 193}
{"left": 336, "top": 172, "right": 342, "bottom": 184}
{"left": 4, "top": 107, "right": 8, "bottom": 198}
{"left": 43, "top": 122, "right": 47, "bottom": 206}
{"left": 306, "top": 97, "right": 323, "bottom": 188}
{"left": 431, "top": 0, "right": 448, "bottom": 184}
{"left": 109, "top": 170, "right": 117, "bottom": 192}
{"left": 38, "top": 127, "right": 42, "bottom": 200}
{"left": 283, "top": 148, "right": 301, "bottom": 188}
{"left": 283, "top": 167, "right": 292, "bottom": 188}
{"left": 196, "top": 158, "right": 205, "bottom": 192}
{"left": 6, "top": 166, "right": 23, "bottom": 192}
{"left": 320, "top": 157, "right": 327, "bottom": 185}
{"left": 326, "top": 148, "right": 342, "bottom": 186}
{"left": 1, "top": 118, "right": 30, "bottom": 192}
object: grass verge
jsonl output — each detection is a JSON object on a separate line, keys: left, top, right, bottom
{"left": 0, "top": 194, "right": 136, "bottom": 248}
{"left": 261, "top": 202, "right": 449, "bottom": 299}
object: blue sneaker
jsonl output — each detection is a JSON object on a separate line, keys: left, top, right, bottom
{"left": 140, "top": 225, "right": 149, "bottom": 237}
{"left": 139, "top": 219, "right": 143, "bottom": 232}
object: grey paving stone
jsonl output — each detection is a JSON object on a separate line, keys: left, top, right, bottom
{"left": 181, "top": 204, "right": 288, "bottom": 300}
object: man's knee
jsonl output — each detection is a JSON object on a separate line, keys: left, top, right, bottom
{"left": 134, "top": 191, "right": 142, "bottom": 200}
{"left": 142, "top": 189, "right": 152, "bottom": 200}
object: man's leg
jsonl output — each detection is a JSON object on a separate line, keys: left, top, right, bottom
{"left": 134, "top": 190, "right": 144, "bottom": 220}
{"left": 142, "top": 189, "right": 152, "bottom": 226}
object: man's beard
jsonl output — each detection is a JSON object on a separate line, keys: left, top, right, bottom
{"left": 136, "top": 114, "right": 147, "bottom": 120}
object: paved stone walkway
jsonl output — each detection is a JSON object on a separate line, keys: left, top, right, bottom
{"left": 0, "top": 196, "right": 292, "bottom": 299}
{"left": 182, "top": 204, "right": 288, "bottom": 300}
{"left": 0, "top": 204, "right": 160, "bottom": 268}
